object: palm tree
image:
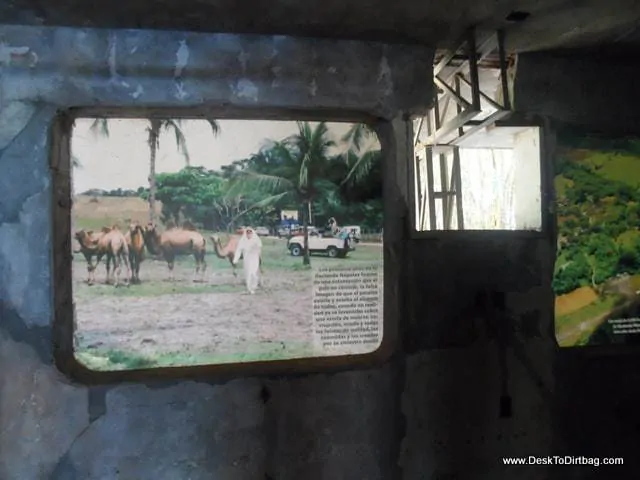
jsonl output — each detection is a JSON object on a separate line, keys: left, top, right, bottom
{"left": 340, "top": 123, "right": 381, "bottom": 187}
{"left": 341, "top": 123, "right": 377, "bottom": 153}
{"left": 227, "top": 121, "right": 336, "bottom": 266}
{"left": 341, "top": 148, "right": 381, "bottom": 187}
{"left": 87, "top": 117, "right": 220, "bottom": 223}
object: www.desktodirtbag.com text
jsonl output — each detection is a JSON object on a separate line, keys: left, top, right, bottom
{"left": 503, "top": 456, "right": 623, "bottom": 467}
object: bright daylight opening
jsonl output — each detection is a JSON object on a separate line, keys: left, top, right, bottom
{"left": 413, "top": 125, "right": 542, "bottom": 231}
{"left": 69, "top": 117, "right": 384, "bottom": 371}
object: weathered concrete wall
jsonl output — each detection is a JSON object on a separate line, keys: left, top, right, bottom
{"left": 515, "top": 49, "right": 640, "bottom": 479}
{"left": 0, "top": 24, "right": 557, "bottom": 480}
{"left": 513, "top": 50, "right": 640, "bottom": 136}
{"left": 399, "top": 233, "right": 556, "bottom": 479}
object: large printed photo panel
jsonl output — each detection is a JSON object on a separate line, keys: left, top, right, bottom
{"left": 62, "top": 115, "right": 386, "bottom": 372}
{"left": 555, "top": 131, "right": 640, "bottom": 348}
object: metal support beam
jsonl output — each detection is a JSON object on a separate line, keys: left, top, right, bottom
{"left": 414, "top": 154, "right": 424, "bottom": 229}
{"left": 456, "top": 73, "right": 504, "bottom": 111}
{"left": 434, "top": 76, "right": 472, "bottom": 110}
{"left": 465, "top": 30, "right": 482, "bottom": 112}
{"left": 439, "top": 32, "right": 497, "bottom": 84}
{"left": 425, "top": 28, "right": 513, "bottom": 148}
{"left": 451, "top": 109, "right": 511, "bottom": 146}
{"left": 425, "top": 147, "right": 437, "bottom": 230}
{"left": 426, "top": 109, "right": 480, "bottom": 145}
{"left": 497, "top": 29, "right": 511, "bottom": 111}
{"left": 453, "top": 147, "right": 464, "bottom": 229}
{"left": 413, "top": 27, "right": 513, "bottom": 231}
{"left": 439, "top": 151, "right": 449, "bottom": 228}
{"left": 413, "top": 117, "right": 424, "bottom": 147}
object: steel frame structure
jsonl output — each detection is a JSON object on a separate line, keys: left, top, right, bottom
{"left": 412, "top": 27, "right": 513, "bottom": 231}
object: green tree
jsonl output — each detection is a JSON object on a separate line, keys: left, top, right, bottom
{"left": 553, "top": 251, "right": 591, "bottom": 294}
{"left": 227, "top": 121, "right": 337, "bottom": 266}
{"left": 341, "top": 123, "right": 377, "bottom": 153}
{"left": 340, "top": 124, "right": 382, "bottom": 189}
{"left": 150, "top": 166, "right": 271, "bottom": 231}
{"left": 585, "top": 234, "right": 620, "bottom": 286}
{"left": 86, "top": 117, "right": 220, "bottom": 223}
{"left": 616, "top": 234, "right": 640, "bottom": 275}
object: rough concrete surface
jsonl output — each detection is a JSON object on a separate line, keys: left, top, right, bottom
{"left": 0, "top": 23, "right": 559, "bottom": 480}
{"left": 514, "top": 51, "right": 640, "bottom": 135}
{"left": 2, "top": 0, "right": 640, "bottom": 53}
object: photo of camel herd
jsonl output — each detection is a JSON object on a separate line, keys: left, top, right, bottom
{"left": 70, "top": 117, "right": 385, "bottom": 371}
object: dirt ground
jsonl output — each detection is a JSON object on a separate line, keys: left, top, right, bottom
{"left": 73, "top": 254, "right": 317, "bottom": 369}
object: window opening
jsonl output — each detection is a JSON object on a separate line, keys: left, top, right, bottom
{"left": 411, "top": 28, "right": 542, "bottom": 232}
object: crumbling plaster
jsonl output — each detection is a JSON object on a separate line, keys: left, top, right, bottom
{"left": 0, "top": 23, "right": 557, "bottom": 480}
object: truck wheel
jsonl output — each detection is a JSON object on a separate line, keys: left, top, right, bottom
{"left": 327, "top": 246, "right": 339, "bottom": 258}
{"left": 290, "top": 245, "right": 302, "bottom": 256}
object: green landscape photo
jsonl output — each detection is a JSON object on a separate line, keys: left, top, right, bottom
{"left": 554, "top": 132, "right": 640, "bottom": 347}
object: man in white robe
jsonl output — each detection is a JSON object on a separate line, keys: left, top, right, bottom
{"left": 232, "top": 227, "right": 263, "bottom": 294}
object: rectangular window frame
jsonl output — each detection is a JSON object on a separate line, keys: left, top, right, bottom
{"left": 50, "top": 106, "right": 397, "bottom": 385}
{"left": 408, "top": 116, "right": 551, "bottom": 239}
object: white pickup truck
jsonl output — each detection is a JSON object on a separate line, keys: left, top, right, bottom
{"left": 287, "top": 231, "right": 354, "bottom": 258}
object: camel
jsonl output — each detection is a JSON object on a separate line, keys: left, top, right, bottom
{"left": 143, "top": 223, "right": 207, "bottom": 282}
{"left": 210, "top": 228, "right": 245, "bottom": 277}
{"left": 94, "top": 226, "right": 132, "bottom": 287}
{"left": 210, "top": 227, "right": 263, "bottom": 279}
{"left": 74, "top": 229, "right": 106, "bottom": 284}
{"left": 124, "top": 223, "right": 145, "bottom": 284}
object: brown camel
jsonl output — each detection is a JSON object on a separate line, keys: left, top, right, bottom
{"left": 94, "top": 226, "right": 132, "bottom": 287}
{"left": 143, "top": 223, "right": 207, "bottom": 282}
{"left": 210, "top": 227, "right": 263, "bottom": 279}
{"left": 124, "top": 223, "right": 145, "bottom": 284}
{"left": 74, "top": 229, "right": 106, "bottom": 285}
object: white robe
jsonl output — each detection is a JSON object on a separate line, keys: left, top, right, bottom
{"left": 233, "top": 231, "right": 262, "bottom": 294}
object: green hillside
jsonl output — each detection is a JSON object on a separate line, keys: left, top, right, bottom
{"left": 554, "top": 136, "right": 640, "bottom": 346}
{"left": 572, "top": 150, "right": 640, "bottom": 187}
{"left": 553, "top": 139, "right": 640, "bottom": 297}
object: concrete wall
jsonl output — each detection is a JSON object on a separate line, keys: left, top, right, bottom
{"left": 0, "top": 24, "right": 558, "bottom": 480}
{"left": 513, "top": 49, "right": 640, "bottom": 136}
{"left": 514, "top": 50, "right": 640, "bottom": 479}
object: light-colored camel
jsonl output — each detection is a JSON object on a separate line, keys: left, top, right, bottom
{"left": 124, "top": 223, "right": 145, "bottom": 284}
{"left": 74, "top": 229, "right": 106, "bottom": 285}
{"left": 143, "top": 223, "right": 207, "bottom": 281}
{"left": 94, "top": 226, "right": 132, "bottom": 287}
{"left": 210, "top": 227, "right": 263, "bottom": 279}
{"left": 210, "top": 227, "right": 245, "bottom": 277}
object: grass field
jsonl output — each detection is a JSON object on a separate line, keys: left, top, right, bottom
{"left": 71, "top": 195, "right": 384, "bottom": 371}
{"left": 555, "top": 286, "right": 598, "bottom": 317}
{"left": 574, "top": 149, "right": 640, "bottom": 187}
{"left": 72, "top": 195, "right": 163, "bottom": 231}
{"left": 554, "top": 274, "right": 640, "bottom": 347}
{"left": 555, "top": 294, "right": 622, "bottom": 347}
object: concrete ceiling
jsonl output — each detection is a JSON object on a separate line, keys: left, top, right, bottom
{"left": 2, "top": 0, "right": 640, "bottom": 53}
